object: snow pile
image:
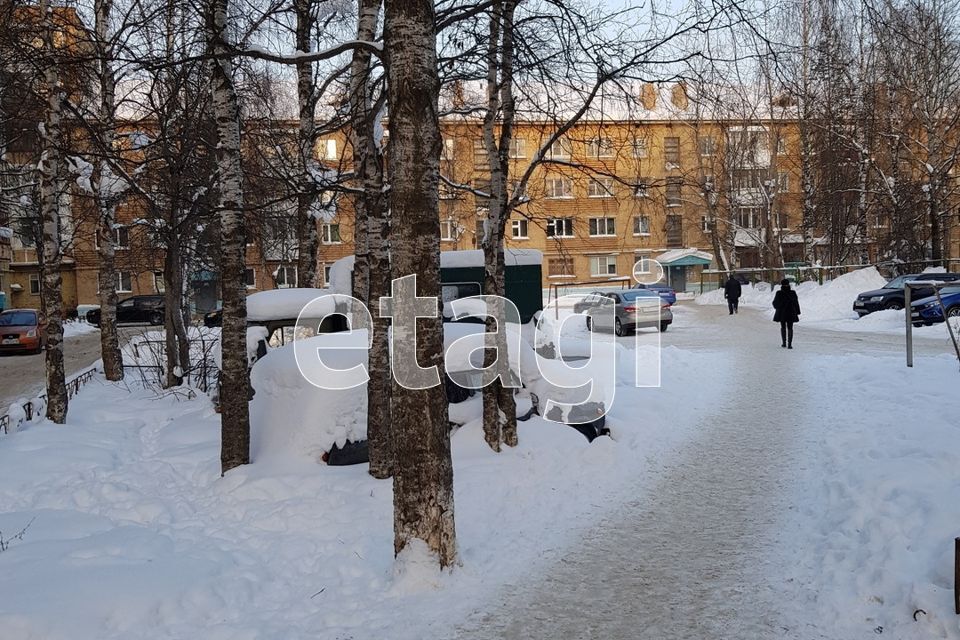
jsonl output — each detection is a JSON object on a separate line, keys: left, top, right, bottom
{"left": 327, "top": 255, "right": 354, "bottom": 294}
{"left": 62, "top": 320, "right": 98, "bottom": 338}
{"left": 250, "top": 331, "right": 369, "bottom": 460}
{"left": 697, "top": 267, "right": 888, "bottom": 322}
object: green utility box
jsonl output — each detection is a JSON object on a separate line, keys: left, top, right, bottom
{"left": 439, "top": 249, "right": 543, "bottom": 323}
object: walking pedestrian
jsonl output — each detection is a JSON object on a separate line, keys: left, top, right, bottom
{"left": 772, "top": 279, "right": 801, "bottom": 349}
{"left": 723, "top": 275, "right": 742, "bottom": 315}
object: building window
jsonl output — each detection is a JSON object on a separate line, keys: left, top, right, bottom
{"left": 545, "top": 177, "right": 572, "bottom": 199}
{"left": 440, "top": 219, "right": 457, "bottom": 241}
{"left": 777, "top": 171, "right": 790, "bottom": 191}
{"left": 244, "top": 268, "right": 256, "bottom": 289}
{"left": 736, "top": 206, "right": 761, "bottom": 229}
{"left": 117, "top": 271, "right": 132, "bottom": 293}
{"left": 547, "top": 256, "right": 574, "bottom": 277}
{"left": 664, "top": 136, "right": 680, "bottom": 168}
{"left": 323, "top": 264, "right": 333, "bottom": 287}
{"left": 634, "top": 254, "right": 652, "bottom": 274}
{"left": 154, "top": 272, "right": 165, "bottom": 294}
{"left": 632, "top": 139, "right": 649, "bottom": 158}
{"left": 321, "top": 223, "right": 341, "bottom": 244}
{"left": 666, "top": 178, "right": 683, "bottom": 206}
{"left": 442, "top": 138, "right": 455, "bottom": 161}
{"left": 587, "top": 177, "right": 615, "bottom": 198}
{"left": 113, "top": 225, "right": 130, "bottom": 249}
{"left": 702, "top": 216, "right": 711, "bottom": 233}
{"left": 587, "top": 138, "right": 615, "bottom": 158}
{"left": 777, "top": 137, "right": 787, "bottom": 155}
{"left": 589, "top": 255, "right": 618, "bottom": 277}
{"left": 473, "top": 139, "right": 487, "bottom": 164}
{"left": 665, "top": 215, "right": 683, "bottom": 247}
{"left": 509, "top": 137, "right": 526, "bottom": 158}
{"left": 511, "top": 219, "right": 528, "bottom": 239}
{"left": 275, "top": 265, "right": 297, "bottom": 288}
{"left": 546, "top": 218, "right": 574, "bottom": 238}
{"left": 699, "top": 136, "right": 716, "bottom": 157}
{"left": 29, "top": 273, "right": 41, "bottom": 295}
{"left": 546, "top": 137, "right": 571, "bottom": 160}
{"left": 635, "top": 177, "right": 651, "bottom": 198}
{"left": 322, "top": 139, "right": 338, "bottom": 160}
{"left": 633, "top": 215, "right": 650, "bottom": 236}
{"left": 589, "top": 217, "right": 616, "bottom": 237}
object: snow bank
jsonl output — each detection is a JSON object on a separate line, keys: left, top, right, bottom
{"left": 62, "top": 320, "right": 98, "bottom": 338}
{"left": 697, "top": 267, "right": 888, "bottom": 322}
{"left": 328, "top": 255, "right": 355, "bottom": 295}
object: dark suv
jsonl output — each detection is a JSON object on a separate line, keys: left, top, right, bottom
{"left": 86, "top": 295, "right": 165, "bottom": 327}
{"left": 853, "top": 273, "right": 960, "bottom": 316}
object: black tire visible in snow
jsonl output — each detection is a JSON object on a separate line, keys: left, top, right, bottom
{"left": 327, "top": 440, "right": 369, "bottom": 466}
{"left": 659, "top": 322, "right": 669, "bottom": 332}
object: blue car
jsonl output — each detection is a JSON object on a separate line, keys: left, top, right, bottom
{"left": 635, "top": 282, "right": 677, "bottom": 306}
{"left": 910, "top": 286, "right": 960, "bottom": 326}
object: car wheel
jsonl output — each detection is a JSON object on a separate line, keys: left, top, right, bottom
{"left": 884, "top": 301, "right": 903, "bottom": 311}
{"left": 947, "top": 306, "right": 960, "bottom": 318}
{"left": 586, "top": 316, "right": 593, "bottom": 332}
{"left": 149, "top": 311, "right": 163, "bottom": 326}
{"left": 614, "top": 318, "right": 623, "bottom": 337}
{"left": 659, "top": 321, "right": 669, "bottom": 332}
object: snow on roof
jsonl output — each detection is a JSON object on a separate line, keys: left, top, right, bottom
{"left": 656, "top": 248, "right": 713, "bottom": 265}
{"left": 440, "top": 248, "right": 542, "bottom": 269}
{"left": 246, "top": 288, "right": 338, "bottom": 322}
{"left": 440, "top": 81, "right": 798, "bottom": 124}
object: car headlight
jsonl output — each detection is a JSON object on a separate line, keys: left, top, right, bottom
{"left": 26, "top": 329, "right": 36, "bottom": 338}
{"left": 869, "top": 296, "right": 884, "bottom": 303}
{"left": 923, "top": 301, "right": 939, "bottom": 309}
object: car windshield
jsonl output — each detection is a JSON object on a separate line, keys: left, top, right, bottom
{"left": 884, "top": 276, "right": 911, "bottom": 289}
{"left": 0, "top": 311, "right": 37, "bottom": 326}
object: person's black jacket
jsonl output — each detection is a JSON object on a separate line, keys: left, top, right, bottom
{"left": 772, "top": 287, "right": 801, "bottom": 323}
{"left": 724, "top": 277, "right": 742, "bottom": 300}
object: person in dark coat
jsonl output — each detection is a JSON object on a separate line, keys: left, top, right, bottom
{"left": 723, "top": 275, "right": 743, "bottom": 315}
{"left": 772, "top": 279, "right": 801, "bottom": 348}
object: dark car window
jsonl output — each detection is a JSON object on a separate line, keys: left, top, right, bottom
{"left": 118, "top": 299, "right": 135, "bottom": 309}
{"left": 135, "top": 297, "right": 163, "bottom": 309}
{"left": 0, "top": 311, "right": 37, "bottom": 326}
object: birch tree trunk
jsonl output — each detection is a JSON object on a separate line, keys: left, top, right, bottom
{"left": 383, "top": 0, "right": 457, "bottom": 567}
{"left": 93, "top": 0, "right": 123, "bottom": 381}
{"left": 481, "top": 0, "right": 517, "bottom": 451}
{"left": 208, "top": 0, "right": 250, "bottom": 474}
{"left": 39, "top": 0, "right": 67, "bottom": 424}
{"left": 295, "top": 0, "right": 319, "bottom": 287}
{"left": 349, "top": 0, "right": 392, "bottom": 479}
{"left": 163, "top": 234, "right": 191, "bottom": 387}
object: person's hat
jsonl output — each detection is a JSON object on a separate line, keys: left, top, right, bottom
{"left": 780, "top": 278, "right": 790, "bottom": 286}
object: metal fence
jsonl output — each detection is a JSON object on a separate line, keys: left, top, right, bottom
{"left": 122, "top": 333, "right": 219, "bottom": 393}
{"left": 0, "top": 367, "right": 98, "bottom": 435}
{"left": 698, "top": 258, "right": 960, "bottom": 295}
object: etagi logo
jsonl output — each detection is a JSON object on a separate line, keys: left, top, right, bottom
{"left": 291, "top": 263, "right": 664, "bottom": 424}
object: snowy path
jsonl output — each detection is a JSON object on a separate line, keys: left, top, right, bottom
{"left": 454, "top": 305, "right": 955, "bottom": 640}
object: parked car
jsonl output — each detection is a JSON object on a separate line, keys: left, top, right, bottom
{"left": 853, "top": 273, "right": 960, "bottom": 316}
{"left": 574, "top": 289, "right": 672, "bottom": 335}
{"left": 86, "top": 295, "right": 165, "bottom": 327}
{"left": 635, "top": 282, "right": 677, "bottom": 306}
{"left": 0, "top": 309, "right": 44, "bottom": 354}
{"left": 910, "top": 286, "right": 960, "bottom": 326}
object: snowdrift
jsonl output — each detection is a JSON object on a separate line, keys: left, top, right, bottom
{"left": 697, "top": 267, "right": 888, "bottom": 322}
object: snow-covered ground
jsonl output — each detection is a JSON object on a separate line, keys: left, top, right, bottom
{"left": 62, "top": 320, "right": 99, "bottom": 339}
{"left": 1, "top": 305, "right": 957, "bottom": 639}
